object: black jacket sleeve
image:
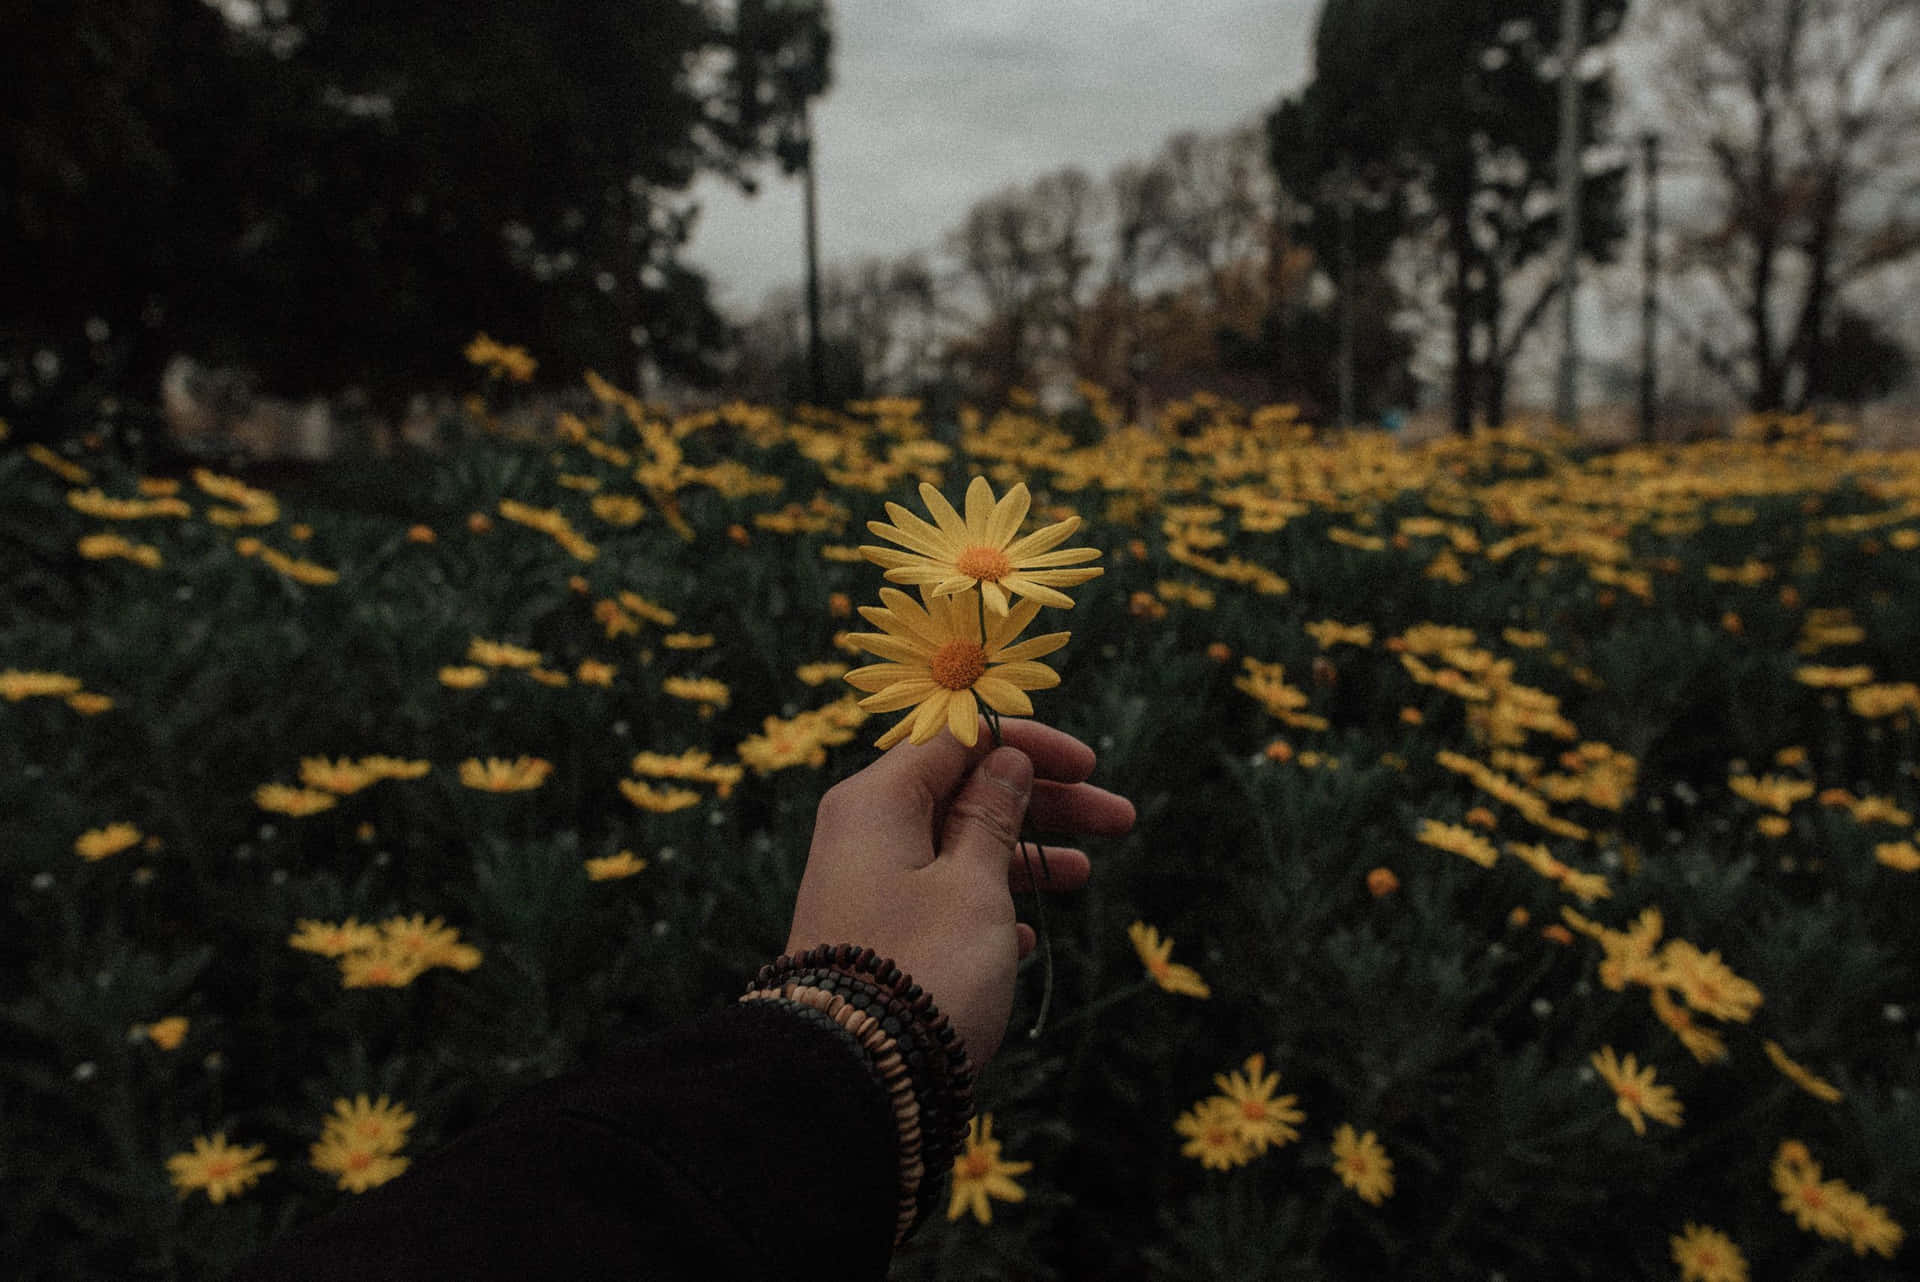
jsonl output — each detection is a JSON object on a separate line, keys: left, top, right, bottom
{"left": 230, "top": 1001, "right": 901, "bottom": 1282}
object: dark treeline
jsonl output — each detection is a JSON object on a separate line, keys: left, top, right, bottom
{"left": 4, "top": 1, "right": 1915, "bottom": 437}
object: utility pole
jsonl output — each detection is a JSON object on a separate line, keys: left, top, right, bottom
{"left": 1554, "top": 0, "right": 1584, "bottom": 429}
{"left": 800, "top": 103, "right": 823, "bottom": 405}
{"left": 1639, "top": 131, "right": 1660, "bottom": 444}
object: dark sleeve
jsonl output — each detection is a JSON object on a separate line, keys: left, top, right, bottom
{"left": 230, "top": 1001, "right": 900, "bottom": 1282}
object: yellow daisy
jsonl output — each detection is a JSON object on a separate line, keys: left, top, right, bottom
{"left": 166, "top": 1134, "right": 276, "bottom": 1204}
{"left": 947, "top": 1113, "right": 1033, "bottom": 1224}
{"left": 1330, "top": 1124, "right": 1395, "bottom": 1204}
{"left": 288, "top": 918, "right": 381, "bottom": 957}
{"left": 1175, "top": 1097, "right": 1253, "bottom": 1170}
{"left": 860, "top": 476, "right": 1103, "bottom": 616}
{"left": 458, "top": 756, "right": 552, "bottom": 792}
{"left": 619, "top": 779, "right": 702, "bottom": 813}
{"left": 141, "top": 1016, "right": 190, "bottom": 1051}
{"left": 1209, "top": 1053, "right": 1305, "bottom": 1154}
{"left": 308, "top": 1136, "right": 409, "bottom": 1194}
{"left": 843, "top": 586, "right": 1068, "bottom": 749}
{"left": 254, "top": 784, "right": 339, "bottom": 816}
{"left": 1127, "top": 921, "right": 1211, "bottom": 998}
{"left": 1762, "top": 1040, "right": 1843, "bottom": 1103}
{"left": 317, "top": 1094, "right": 415, "bottom": 1156}
{"left": 74, "top": 822, "right": 143, "bottom": 862}
{"left": 585, "top": 850, "right": 648, "bottom": 881}
{"left": 298, "top": 757, "right": 381, "bottom": 795}
{"left": 1670, "top": 1223, "right": 1748, "bottom": 1282}
{"left": 1590, "top": 1045, "right": 1683, "bottom": 1135}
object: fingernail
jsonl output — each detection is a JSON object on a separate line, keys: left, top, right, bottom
{"left": 986, "top": 748, "right": 1032, "bottom": 791}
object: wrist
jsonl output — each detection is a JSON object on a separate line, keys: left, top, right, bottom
{"left": 742, "top": 944, "right": 976, "bottom": 1245}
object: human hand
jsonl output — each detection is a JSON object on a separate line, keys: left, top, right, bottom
{"left": 787, "top": 718, "right": 1135, "bottom": 1068}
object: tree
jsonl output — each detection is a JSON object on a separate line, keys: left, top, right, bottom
{"left": 0, "top": 0, "right": 831, "bottom": 429}
{"left": 944, "top": 168, "right": 1102, "bottom": 399}
{"left": 1271, "top": 0, "right": 1630, "bottom": 432}
{"left": 1651, "top": 0, "right": 1920, "bottom": 412}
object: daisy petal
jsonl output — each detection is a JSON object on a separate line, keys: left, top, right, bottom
{"left": 1000, "top": 578, "right": 1077, "bottom": 609}
{"left": 981, "top": 580, "right": 1010, "bottom": 616}
{"left": 973, "top": 676, "right": 1034, "bottom": 716}
{"left": 987, "top": 483, "right": 1031, "bottom": 548}
{"left": 860, "top": 679, "right": 943, "bottom": 713}
{"left": 947, "top": 687, "right": 980, "bottom": 744}
{"left": 849, "top": 633, "right": 926, "bottom": 664}
{"left": 985, "top": 598, "right": 1044, "bottom": 650}
{"left": 1004, "top": 516, "right": 1082, "bottom": 560}
{"left": 919, "top": 483, "right": 970, "bottom": 541}
{"left": 1015, "top": 546, "right": 1103, "bottom": 568}
{"left": 910, "top": 691, "right": 951, "bottom": 744}
{"left": 964, "top": 476, "right": 999, "bottom": 533}
{"left": 1018, "top": 566, "right": 1105, "bottom": 585}
{"left": 990, "top": 659, "right": 1064, "bottom": 689}
{"left": 844, "top": 662, "right": 928, "bottom": 691}
{"left": 992, "top": 628, "right": 1069, "bottom": 662}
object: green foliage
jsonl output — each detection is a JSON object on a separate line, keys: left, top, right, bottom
{"left": 2, "top": 397, "right": 1917, "bottom": 1280}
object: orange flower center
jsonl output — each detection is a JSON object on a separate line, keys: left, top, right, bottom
{"left": 206, "top": 1157, "right": 238, "bottom": 1179}
{"left": 930, "top": 640, "right": 988, "bottom": 690}
{"left": 955, "top": 546, "right": 1014, "bottom": 582}
{"left": 346, "top": 1150, "right": 374, "bottom": 1170}
{"left": 959, "top": 1150, "right": 994, "bottom": 1180}
{"left": 1239, "top": 1099, "right": 1267, "bottom": 1121}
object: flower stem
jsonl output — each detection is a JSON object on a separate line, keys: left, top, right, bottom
{"left": 978, "top": 591, "right": 1054, "bottom": 1038}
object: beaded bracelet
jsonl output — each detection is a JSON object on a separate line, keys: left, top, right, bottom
{"left": 742, "top": 944, "right": 976, "bottom": 1244}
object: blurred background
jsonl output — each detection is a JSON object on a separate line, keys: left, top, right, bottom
{"left": 4, "top": 0, "right": 1918, "bottom": 453}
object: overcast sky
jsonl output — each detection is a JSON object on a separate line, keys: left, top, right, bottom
{"left": 685, "top": 0, "right": 1322, "bottom": 316}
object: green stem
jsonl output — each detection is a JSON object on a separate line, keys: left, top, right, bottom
{"left": 978, "top": 590, "right": 1054, "bottom": 1037}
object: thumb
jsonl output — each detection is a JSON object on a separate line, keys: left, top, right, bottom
{"left": 938, "top": 747, "right": 1033, "bottom": 880}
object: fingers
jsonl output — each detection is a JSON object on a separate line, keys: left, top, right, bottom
{"left": 1026, "top": 779, "right": 1136, "bottom": 837}
{"left": 937, "top": 747, "right": 1034, "bottom": 881}
{"left": 991, "top": 718, "right": 1097, "bottom": 783}
{"left": 1007, "top": 844, "right": 1090, "bottom": 893}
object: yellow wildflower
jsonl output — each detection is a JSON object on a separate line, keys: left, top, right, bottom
{"left": 1330, "top": 1124, "right": 1395, "bottom": 1204}
{"left": 288, "top": 919, "right": 381, "bottom": 957}
{"left": 141, "top": 1016, "right": 190, "bottom": 1051}
{"left": 254, "top": 784, "right": 338, "bottom": 816}
{"left": 1175, "top": 1098, "right": 1253, "bottom": 1171}
{"left": 298, "top": 757, "right": 381, "bottom": 795}
{"left": 166, "top": 1134, "right": 275, "bottom": 1204}
{"left": 1, "top": 670, "right": 83, "bottom": 701}
{"left": 1762, "top": 1040, "right": 1843, "bottom": 1103}
{"left": 585, "top": 850, "right": 648, "bottom": 880}
{"left": 468, "top": 638, "right": 543, "bottom": 669}
{"left": 1589, "top": 1045, "right": 1683, "bottom": 1136}
{"left": 1304, "top": 619, "right": 1373, "bottom": 650}
{"left": 619, "top": 779, "right": 702, "bottom": 813}
{"left": 1669, "top": 1223, "right": 1748, "bottom": 1282}
{"left": 576, "top": 659, "right": 617, "bottom": 686}
{"left": 338, "top": 943, "right": 428, "bottom": 989}
{"left": 1416, "top": 819, "right": 1498, "bottom": 869}
{"left": 843, "top": 587, "right": 1067, "bottom": 749}
{"left": 74, "top": 822, "right": 143, "bottom": 862}
{"left": 1874, "top": 840, "right": 1920, "bottom": 871}
{"left": 861, "top": 476, "right": 1103, "bottom": 617}
{"left": 661, "top": 676, "right": 730, "bottom": 715}
{"left": 1209, "top": 1054, "right": 1305, "bottom": 1154}
{"left": 439, "top": 665, "right": 488, "bottom": 689}
{"left": 1128, "top": 921, "right": 1210, "bottom": 998}
{"left": 459, "top": 756, "right": 552, "bottom": 792}
{"left": 947, "top": 1114, "right": 1033, "bottom": 1223}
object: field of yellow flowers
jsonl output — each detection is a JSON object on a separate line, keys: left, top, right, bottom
{"left": 3, "top": 370, "right": 1916, "bottom": 1280}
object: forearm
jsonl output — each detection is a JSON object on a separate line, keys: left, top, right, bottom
{"left": 230, "top": 1001, "right": 899, "bottom": 1281}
